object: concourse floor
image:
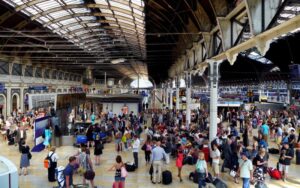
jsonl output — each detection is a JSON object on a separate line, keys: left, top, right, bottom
{"left": 1, "top": 126, "right": 300, "bottom": 188}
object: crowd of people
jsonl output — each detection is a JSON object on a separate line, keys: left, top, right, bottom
{"left": 1, "top": 105, "right": 300, "bottom": 188}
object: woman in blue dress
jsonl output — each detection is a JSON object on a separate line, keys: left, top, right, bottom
{"left": 43, "top": 125, "right": 52, "bottom": 149}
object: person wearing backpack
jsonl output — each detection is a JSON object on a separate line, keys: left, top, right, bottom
{"left": 47, "top": 146, "right": 59, "bottom": 182}
{"left": 195, "top": 152, "right": 208, "bottom": 188}
{"left": 78, "top": 147, "right": 95, "bottom": 187}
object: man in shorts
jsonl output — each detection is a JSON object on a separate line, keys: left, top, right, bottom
{"left": 279, "top": 142, "right": 294, "bottom": 181}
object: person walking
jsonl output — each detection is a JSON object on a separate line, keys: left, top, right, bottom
{"left": 47, "top": 146, "right": 59, "bottom": 182}
{"left": 108, "top": 155, "right": 126, "bottom": 188}
{"left": 211, "top": 143, "right": 220, "bottom": 178}
{"left": 176, "top": 148, "right": 184, "bottom": 182}
{"left": 275, "top": 124, "right": 283, "bottom": 150}
{"left": 143, "top": 135, "right": 152, "bottom": 165}
{"left": 221, "top": 138, "right": 233, "bottom": 172}
{"left": 260, "top": 121, "right": 269, "bottom": 143}
{"left": 132, "top": 135, "right": 140, "bottom": 168}
{"left": 279, "top": 142, "right": 294, "bottom": 181}
{"left": 86, "top": 125, "right": 94, "bottom": 148}
{"left": 94, "top": 140, "right": 103, "bottom": 166}
{"left": 195, "top": 152, "right": 208, "bottom": 188}
{"left": 78, "top": 147, "right": 95, "bottom": 187}
{"left": 151, "top": 141, "right": 166, "bottom": 184}
{"left": 238, "top": 152, "right": 253, "bottom": 188}
{"left": 64, "top": 156, "right": 77, "bottom": 188}
{"left": 19, "top": 140, "right": 31, "bottom": 176}
{"left": 43, "top": 125, "right": 52, "bottom": 149}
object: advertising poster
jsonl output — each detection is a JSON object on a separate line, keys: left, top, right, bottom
{"left": 32, "top": 116, "right": 50, "bottom": 152}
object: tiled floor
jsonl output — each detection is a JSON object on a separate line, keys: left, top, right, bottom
{"left": 1, "top": 127, "right": 300, "bottom": 188}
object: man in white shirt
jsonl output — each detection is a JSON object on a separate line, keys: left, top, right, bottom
{"left": 132, "top": 135, "right": 140, "bottom": 168}
{"left": 151, "top": 141, "right": 166, "bottom": 184}
{"left": 238, "top": 152, "right": 253, "bottom": 188}
{"left": 211, "top": 143, "right": 221, "bottom": 178}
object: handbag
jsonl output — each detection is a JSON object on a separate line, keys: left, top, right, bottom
{"left": 28, "top": 152, "right": 32, "bottom": 160}
{"left": 141, "top": 144, "right": 146, "bottom": 151}
{"left": 84, "top": 170, "right": 95, "bottom": 180}
{"left": 229, "top": 170, "right": 236, "bottom": 177}
{"left": 121, "top": 166, "right": 128, "bottom": 178}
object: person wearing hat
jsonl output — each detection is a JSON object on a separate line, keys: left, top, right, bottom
{"left": 237, "top": 152, "right": 253, "bottom": 188}
{"left": 47, "top": 146, "right": 59, "bottom": 182}
{"left": 132, "top": 134, "right": 140, "bottom": 168}
{"left": 279, "top": 142, "right": 294, "bottom": 181}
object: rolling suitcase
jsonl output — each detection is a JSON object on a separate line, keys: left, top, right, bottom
{"left": 162, "top": 170, "right": 172, "bottom": 185}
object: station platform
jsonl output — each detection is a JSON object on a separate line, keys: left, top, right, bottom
{"left": 0, "top": 121, "right": 300, "bottom": 188}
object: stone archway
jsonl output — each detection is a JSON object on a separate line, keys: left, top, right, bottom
{"left": 11, "top": 93, "right": 20, "bottom": 113}
{"left": 24, "top": 93, "right": 29, "bottom": 111}
{"left": 0, "top": 94, "right": 6, "bottom": 119}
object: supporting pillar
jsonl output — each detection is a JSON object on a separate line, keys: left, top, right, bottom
{"left": 169, "top": 81, "right": 173, "bottom": 110}
{"left": 208, "top": 61, "right": 221, "bottom": 142}
{"left": 163, "top": 83, "right": 168, "bottom": 109}
{"left": 176, "top": 77, "right": 180, "bottom": 110}
{"left": 7, "top": 87, "right": 11, "bottom": 118}
{"left": 20, "top": 87, "right": 24, "bottom": 112}
{"left": 185, "top": 72, "right": 192, "bottom": 127}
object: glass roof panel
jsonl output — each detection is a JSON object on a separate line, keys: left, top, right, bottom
{"left": 3, "top": 0, "right": 146, "bottom": 60}
{"left": 110, "top": 1, "right": 131, "bottom": 11}
{"left": 114, "top": 11, "right": 133, "bottom": 19}
{"left": 64, "top": 0, "right": 84, "bottom": 5}
{"left": 95, "top": 0, "right": 109, "bottom": 6}
{"left": 13, "top": 0, "right": 23, "bottom": 6}
{"left": 86, "top": 23, "right": 101, "bottom": 27}
{"left": 49, "top": 10, "right": 70, "bottom": 19}
{"left": 39, "top": 16, "right": 51, "bottom": 23}
{"left": 49, "top": 23, "right": 60, "bottom": 29}
{"left": 24, "top": 7, "right": 39, "bottom": 15}
{"left": 60, "top": 18, "right": 78, "bottom": 25}
{"left": 118, "top": 19, "right": 135, "bottom": 26}
{"left": 71, "top": 8, "right": 90, "bottom": 14}
{"left": 105, "top": 17, "right": 116, "bottom": 21}
{"left": 80, "top": 16, "right": 96, "bottom": 21}
{"left": 76, "top": 30, "right": 90, "bottom": 35}
{"left": 132, "top": 0, "right": 143, "bottom": 6}
{"left": 100, "top": 8, "right": 113, "bottom": 14}
{"left": 133, "top": 8, "right": 144, "bottom": 16}
{"left": 68, "top": 25, "right": 84, "bottom": 31}
{"left": 36, "top": 1, "right": 61, "bottom": 11}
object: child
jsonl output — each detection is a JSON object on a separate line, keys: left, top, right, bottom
{"left": 195, "top": 152, "right": 208, "bottom": 188}
{"left": 94, "top": 141, "right": 103, "bottom": 166}
{"left": 176, "top": 149, "right": 184, "bottom": 182}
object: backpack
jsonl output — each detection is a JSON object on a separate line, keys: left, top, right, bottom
{"left": 56, "top": 166, "right": 65, "bottom": 188}
{"left": 93, "top": 132, "right": 101, "bottom": 141}
{"left": 44, "top": 152, "right": 54, "bottom": 169}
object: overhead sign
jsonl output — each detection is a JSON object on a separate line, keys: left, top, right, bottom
{"left": 29, "top": 86, "right": 47, "bottom": 91}
{"left": 0, "top": 83, "right": 5, "bottom": 92}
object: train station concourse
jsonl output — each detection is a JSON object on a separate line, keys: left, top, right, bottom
{"left": 1, "top": 0, "right": 300, "bottom": 188}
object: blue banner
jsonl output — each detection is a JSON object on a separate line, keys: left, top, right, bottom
{"left": 0, "top": 83, "right": 5, "bottom": 92}
{"left": 29, "top": 86, "right": 47, "bottom": 91}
